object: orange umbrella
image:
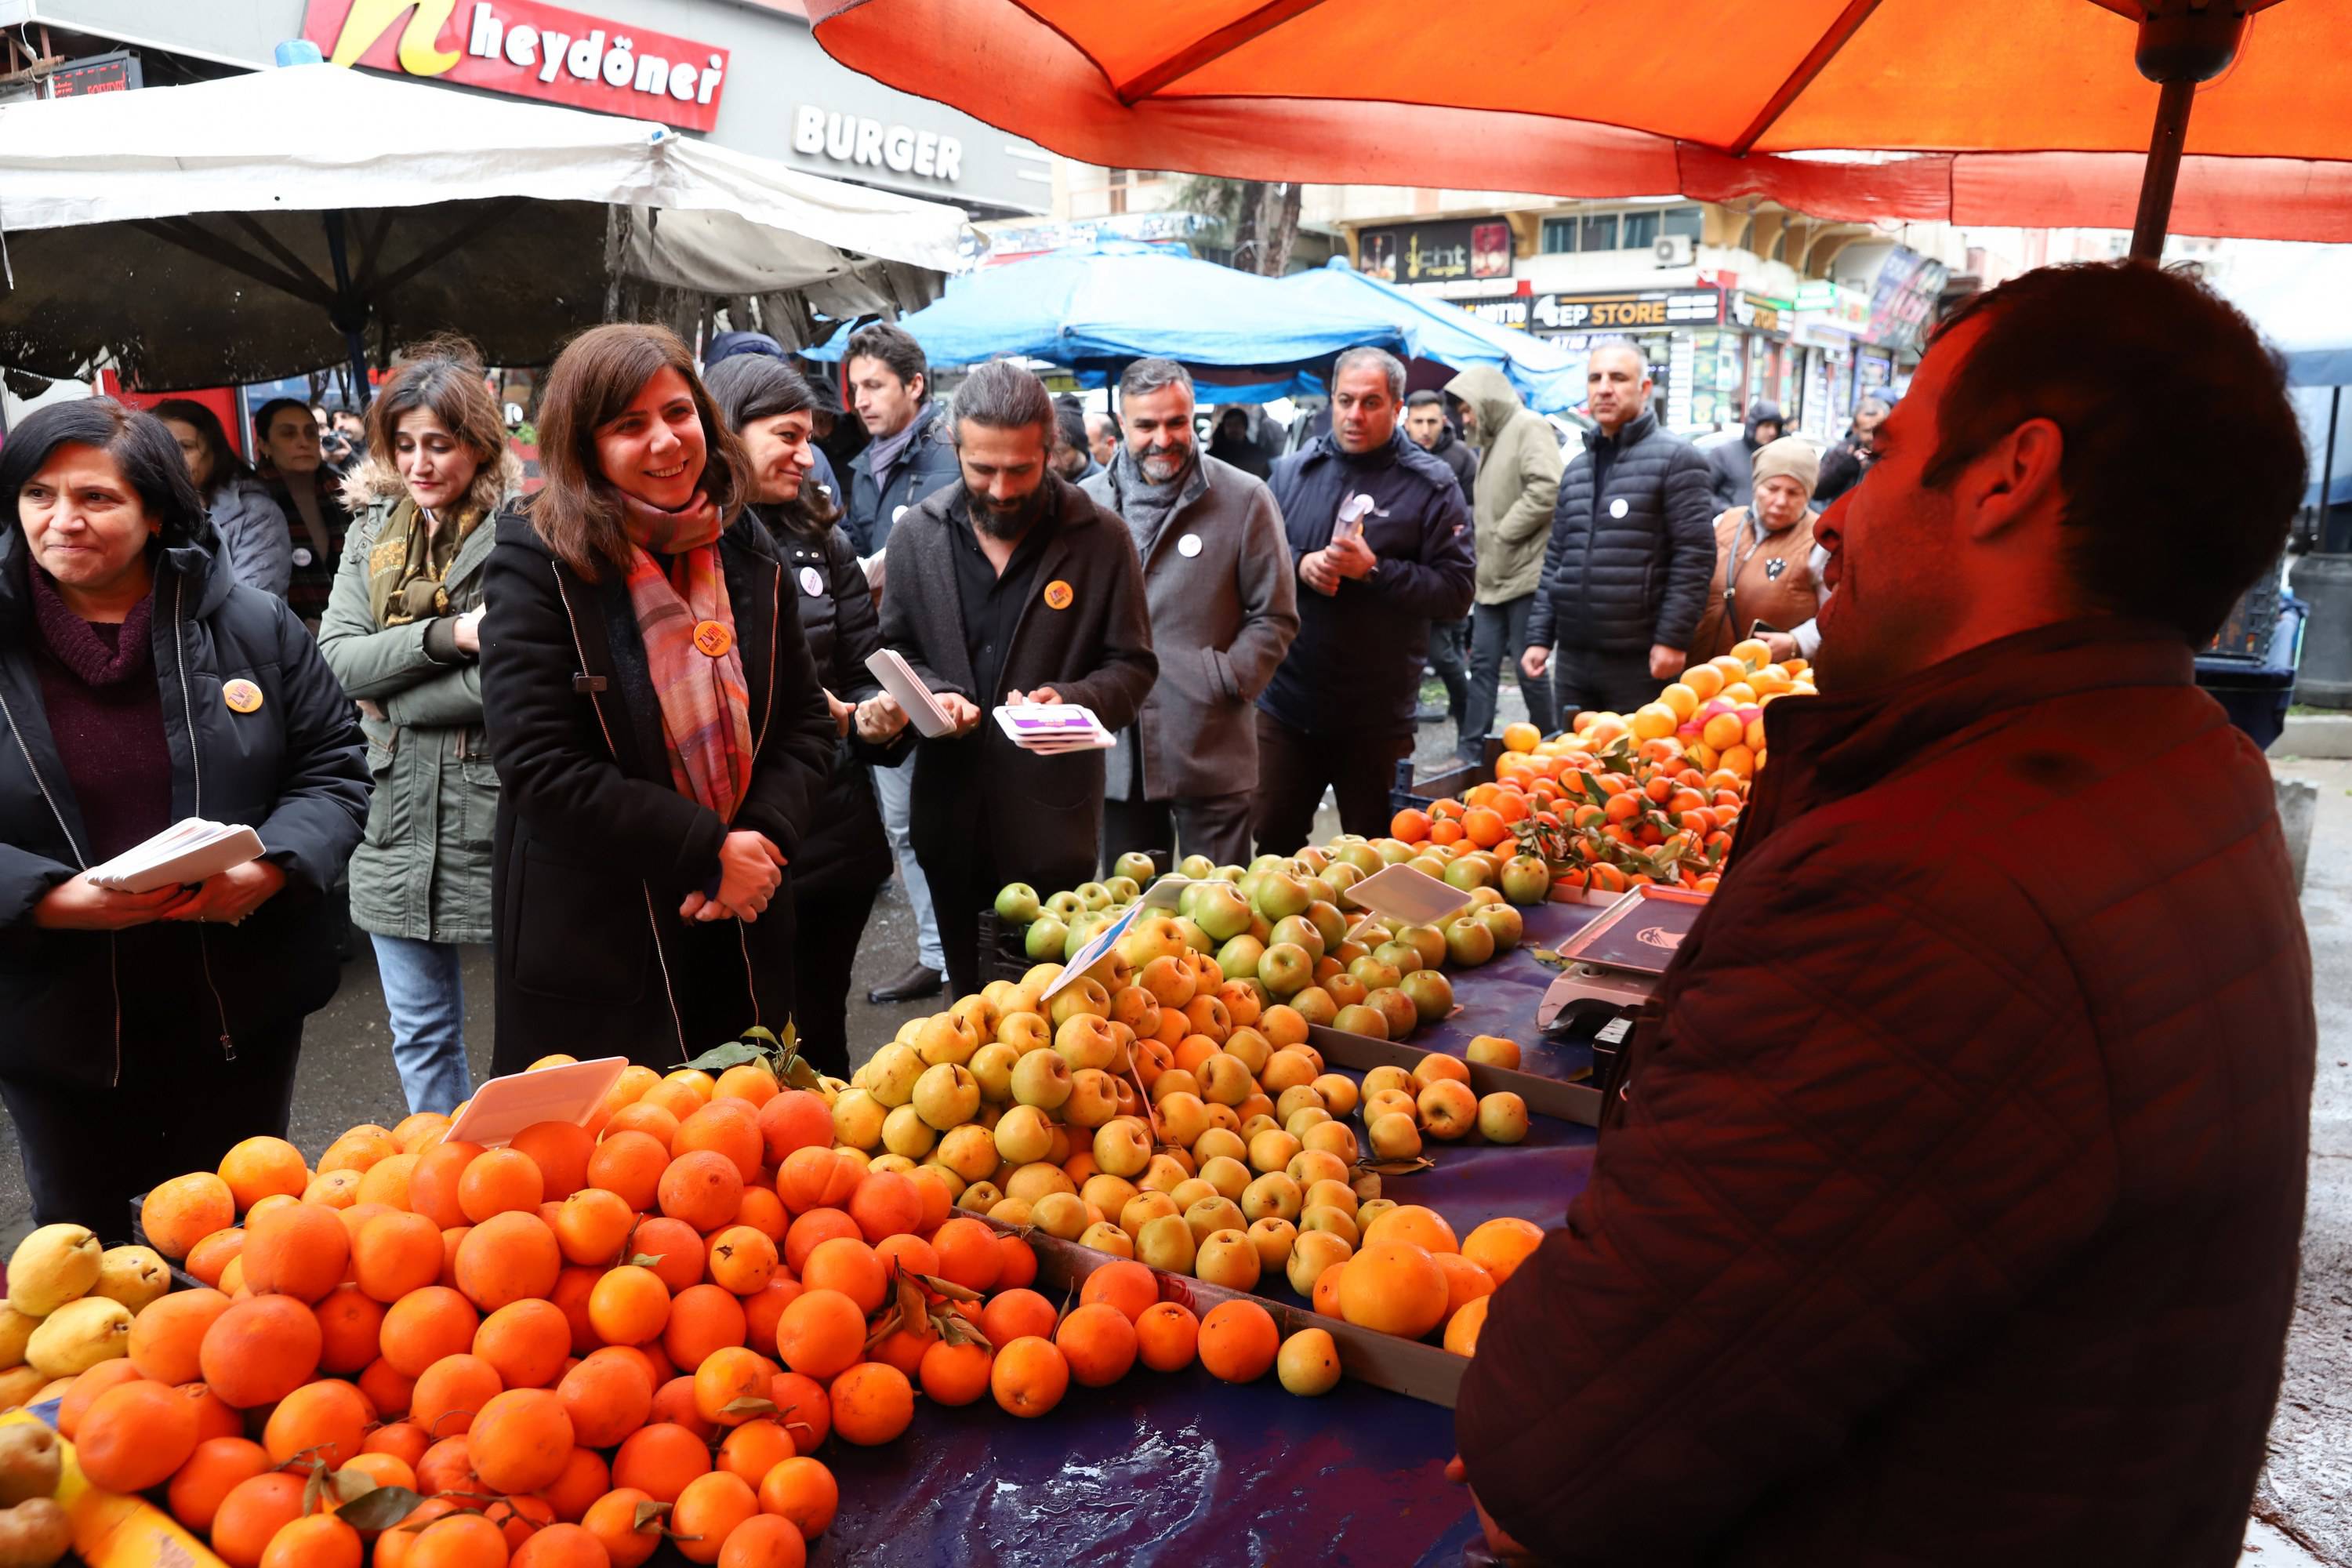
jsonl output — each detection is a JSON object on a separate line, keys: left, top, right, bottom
{"left": 808, "top": 0, "right": 2352, "bottom": 250}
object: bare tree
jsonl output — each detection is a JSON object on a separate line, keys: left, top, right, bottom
{"left": 1171, "top": 176, "right": 1305, "bottom": 277}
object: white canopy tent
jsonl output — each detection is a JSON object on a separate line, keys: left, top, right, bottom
{"left": 0, "top": 63, "right": 968, "bottom": 390}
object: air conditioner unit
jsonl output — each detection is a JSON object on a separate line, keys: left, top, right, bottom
{"left": 1653, "top": 234, "right": 1693, "bottom": 267}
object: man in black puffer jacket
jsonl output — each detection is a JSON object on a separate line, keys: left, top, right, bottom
{"left": 1256, "top": 348, "right": 1474, "bottom": 855}
{"left": 1524, "top": 342, "right": 1718, "bottom": 717}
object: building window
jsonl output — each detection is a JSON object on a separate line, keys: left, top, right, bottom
{"left": 1540, "top": 216, "right": 1577, "bottom": 254}
{"left": 1663, "top": 206, "right": 1704, "bottom": 241}
{"left": 1581, "top": 213, "right": 1619, "bottom": 252}
{"left": 1544, "top": 206, "right": 1704, "bottom": 253}
{"left": 1622, "top": 211, "right": 1659, "bottom": 250}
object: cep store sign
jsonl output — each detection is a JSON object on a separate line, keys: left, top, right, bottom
{"left": 301, "top": 0, "right": 729, "bottom": 132}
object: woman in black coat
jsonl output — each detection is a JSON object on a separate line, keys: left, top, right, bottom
{"left": 0, "top": 400, "right": 368, "bottom": 1230}
{"left": 706, "top": 356, "right": 913, "bottom": 1076}
{"left": 479, "top": 326, "right": 835, "bottom": 1075}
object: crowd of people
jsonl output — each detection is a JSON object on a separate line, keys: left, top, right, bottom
{"left": 0, "top": 254, "right": 2324, "bottom": 1564}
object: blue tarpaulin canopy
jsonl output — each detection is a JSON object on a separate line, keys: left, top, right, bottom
{"left": 1275, "top": 257, "right": 1587, "bottom": 414}
{"left": 806, "top": 242, "right": 1405, "bottom": 398}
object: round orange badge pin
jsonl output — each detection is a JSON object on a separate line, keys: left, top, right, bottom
{"left": 1043, "top": 579, "right": 1074, "bottom": 610}
{"left": 692, "top": 619, "right": 734, "bottom": 658}
{"left": 223, "top": 678, "right": 263, "bottom": 713}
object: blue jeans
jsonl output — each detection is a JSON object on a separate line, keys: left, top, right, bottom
{"left": 871, "top": 757, "right": 945, "bottom": 972}
{"left": 372, "top": 934, "right": 471, "bottom": 1116}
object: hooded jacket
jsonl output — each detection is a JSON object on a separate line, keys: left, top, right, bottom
{"left": 1260, "top": 427, "right": 1475, "bottom": 734}
{"left": 846, "top": 400, "right": 960, "bottom": 558}
{"left": 1456, "top": 617, "right": 2314, "bottom": 1567}
{"left": 1083, "top": 452, "right": 1299, "bottom": 801}
{"left": 1444, "top": 367, "right": 1566, "bottom": 604}
{"left": 0, "top": 510, "right": 368, "bottom": 1088}
{"left": 320, "top": 454, "right": 521, "bottom": 945}
{"left": 1527, "top": 408, "right": 1718, "bottom": 657}
{"left": 1705, "top": 399, "right": 1784, "bottom": 510}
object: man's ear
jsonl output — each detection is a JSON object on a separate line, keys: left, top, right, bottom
{"left": 1958, "top": 416, "right": 2064, "bottom": 543}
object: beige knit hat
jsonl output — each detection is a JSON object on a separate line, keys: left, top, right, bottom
{"left": 1751, "top": 436, "right": 1820, "bottom": 496}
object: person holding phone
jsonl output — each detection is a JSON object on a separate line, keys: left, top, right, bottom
{"left": 0, "top": 399, "right": 367, "bottom": 1229}
{"left": 319, "top": 339, "right": 519, "bottom": 1115}
{"left": 1686, "top": 437, "right": 1828, "bottom": 666}
{"left": 478, "top": 325, "right": 836, "bottom": 1073}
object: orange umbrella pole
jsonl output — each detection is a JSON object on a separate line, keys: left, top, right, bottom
{"left": 2128, "top": 1, "right": 2252, "bottom": 261}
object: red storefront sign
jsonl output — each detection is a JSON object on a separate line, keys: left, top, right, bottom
{"left": 302, "top": 0, "right": 730, "bottom": 133}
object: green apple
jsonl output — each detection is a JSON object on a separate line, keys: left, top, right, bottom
{"left": 1179, "top": 853, "right": 1216, "bottom": 880}
{"left": 1044, "top": 889, "right": 1085, "bottom": 920}
{"left": 1399, "top": 968, "right": 1456, "bottom": 1025}
{"left": 1076, "top": 881, "right": 1114, "bottom": 911}
{"left": 1024, "top": 916, "right": 1069, "bottom": 961}
{"left": 1102, "top": 875, "right": 1141, "bottom": 903}
{"left": 1444, "top": 918, "right": 1497, "bottom": 967}
{"left": 1257, "top": 942, "right": 1314, "bottom": 999}
{"left": 994, "top": 882, "right": 1041, "bottom": 923}
{"left": 1330, "top": 1002, "right": 1388, "bottom": 1040}
{"left": 1477, "top": 902, "right": 1526, "bottom": 950}
{"left": 1114, "top": 851, "right": 1160, "bottom": 885}
{"left": 1499, "top": 855, "right": 1553, "bottom": 904}
{"left": 1192, "top": 882, "right": 1254, "bottom": 943}
{"left": 1253, "top": 872, "right": 1312, "bottom": 922}
{"left": 1397, "top": 924, "right": 1450, "bottom": 970}
{"left": 1372, "top": 940, "right": 1424, "bottom": 975}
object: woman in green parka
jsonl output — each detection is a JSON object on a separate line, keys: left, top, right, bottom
{"left": 318, "top": 340, "right": 519, "bottom": 1114}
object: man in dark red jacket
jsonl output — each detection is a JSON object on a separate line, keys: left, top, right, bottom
{"left": 1455, "top": 262, "right": 2316, "bottom": 1566}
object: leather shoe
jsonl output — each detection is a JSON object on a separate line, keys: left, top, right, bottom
{"left": 1413, "top": 703, "right": 1449, "bottom": 724}
{"left": 867, "top": 962, "right": 943, "bottom": 1004}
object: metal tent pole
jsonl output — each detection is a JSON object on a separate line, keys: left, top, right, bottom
{"left": 2126, "top": 2, "right": 2251, "bottom": 263}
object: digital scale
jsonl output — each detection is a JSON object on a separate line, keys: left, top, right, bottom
{"left": 1534, "top": 885, "right": 1710, "bottom": 1092}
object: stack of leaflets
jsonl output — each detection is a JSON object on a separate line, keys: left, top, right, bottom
{"left": 993, "top": 703, "right": 1115, "bottom": 754}
{"left": 84, "top": 819, "right": 263, "bottom": 894}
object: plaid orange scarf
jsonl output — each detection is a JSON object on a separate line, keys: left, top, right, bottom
{"left": 619, "top": 492, "right": 753, "bottom": 825}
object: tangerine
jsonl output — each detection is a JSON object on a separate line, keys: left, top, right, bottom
{"left": 260, "top": 1512, "right": 363, "bottom": 1568}
{"left": 168, "top": 1436, "right": 273, "bottom": 1533}
{"left": 1133, "top": 1301, "right": 1199, "bottom": 1372}
{"left": 199, "top": 1294, "right": 321, "bottom": 1408}
{"left": 209, "top": 1472, "right": 310, "bottom": 1568}
{"left": 670, "top": 1472, "right": 757, "bottom": 1566}
{"left": 379, "top": 1287, "right": 481, "bottom": 1377}
{"left": 143, "top": 1173, "right": 237, "bottom": 1260}
{"left": 987, "top": 1336, "right": 1068, "bottom": 1418}
{"left": 753, "top": 1455, "right": 836, "bottom": 1539}
{"left": 915, "top": 1339, "right": 993, "bottom": 1407}
{"left": 262, "top": 1377, "right": 371, "bottom": 1468}
{"left": 1197, "top": 1299, "right": 1279, "bottom": 1383}
{"left": 474, "top": 1298, "right": 571, "bottom": 1388}
{"left": 508, "top": 1122, "right": 594, "bottom": 1201}
{"left": 80, "top": 1378, "right": 200, "bottom": 1493}
{"left": 586, "top": 1266, "right": 670, "bottom": 1347}
{"left": 772, "top": 1290, "right": 863, "bottom": 1381}
{"left": 454, "top": 1211, "right": 564, "bottom": 1312}
{"left": 557, "top": 1351, "right": 654, "bottom": 1448}
{"left": 826, "top": 1362, "right": 913, "bottom": 1446}
{"left": 612, "top": 1423, "right": 711, "bottom": 1504}
{"left": 1053, "top": 1303, "right": 1136, "bottom": 1388}
{"left": 715, "top": 1513, "right": 804, "bottom": 1568}
{"left": 129, "top": 1287, "right": 232, "bottom": 1385}
{"left": 656, "top": 1151, "right": 744, "bottom": 1232}
{"left": 470, "top": 1388, "right": 574, "bottom": 1494}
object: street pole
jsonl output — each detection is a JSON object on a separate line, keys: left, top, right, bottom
{"left": 2126, "top": 2, "right": 2250, "bottom": 263}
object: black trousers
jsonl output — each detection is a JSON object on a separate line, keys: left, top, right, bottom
{"left": 1463, "top": 593, "right": 1559, "bottom": 757}
{"left": 1251, "top": 711, "right": 1410, "bottom": 857}
{"left": 787, "top": 884, "right": 880, "bottom": 1079}
{"left": 1102, "top": 790, "right": 1257, "bottom": 876}
{"left": 1551, "top": 644, "right": 1664, "bottom": 720}
{"left": 1428, "top": 617, "right": 1471, "bottom": 720}
{"left": 922, "top": 833, "right": 1097, "bottom": 1002}
{"left": 3, "top": 1018, "right": 303, "bottom": 1237}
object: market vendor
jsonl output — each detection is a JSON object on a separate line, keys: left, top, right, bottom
{"left": 0, "top": 399, "right": 367, "bottom": 1230}
{"left": 1454, "top": 261, "right": 2315, "bottom": 1564}
{"left": 877, "top": 358, "right": 1156, "bottom": 997}
{"left": 1686, "top": 436, "right": 1827, "bottom": 666}
{"left": 478, "top": 325, "right": 837, "bottom": 1074}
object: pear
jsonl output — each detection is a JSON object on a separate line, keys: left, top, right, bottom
{"left": 0, "top": 1497, "right": 71, "bottom": 1568}
{"left": 90, "top": 1247, "right": 170, "bottom": 1313}
{"left": 0, "top": 1312, "right": 35, "bottom": 1373}
{"left": 0, "top": 1425, "right": 60, "bottom": 1507}
{"left": 24, "top": 1297, "right": 129, "bottom": 1379}
{"left": 5, "top": 1228, "right": 99, "bottom": 1318}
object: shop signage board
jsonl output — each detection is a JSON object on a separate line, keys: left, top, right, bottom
{"left": 46, "top": 50, "right": 143, "bottom": 96}
{"left": 1359, "top": 218, "right": 1513, "bottom": 285}
{"left": 302, "top": 0, "right": 730, "bottom": 132}
{"left": 791, "top": 102, "right": 964, "bottom": 184}
{"left": 1530, "top": 288, "right": 1722, "bottom": 332}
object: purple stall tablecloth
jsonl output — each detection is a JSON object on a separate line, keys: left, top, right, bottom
{"left": 1397, "top": 898, "right": 1605, "bottom": 1084}
{"left": 814, "top": 1363, "right": 1483, "bottom": 1565}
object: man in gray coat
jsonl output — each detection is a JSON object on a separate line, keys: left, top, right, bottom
{"left": 1083, "top": 360, "right": 1299, "bottom": 872}
{"left": 1446, "top": 365, "right": 1563, "bottom": 759}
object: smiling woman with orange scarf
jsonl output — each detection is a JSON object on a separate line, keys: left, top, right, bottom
{"left": 479, "top": 325, "right": 835, "bottom": 1073}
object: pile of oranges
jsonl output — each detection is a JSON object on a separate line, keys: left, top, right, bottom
{"left": 67, "top": 1060, "right": 1328, "bottom": 1568}
{"left": 1391, "top": 641, "right": 1815, "bottom": 895}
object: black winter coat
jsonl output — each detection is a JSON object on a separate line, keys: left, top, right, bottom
{"left": 1428, "top": 424, "right": 1479, "bottom": 506}
{"left": 1528, "top": 410, "right": 1719, "bottom": 658}
{"left": 880, "top": 478, "right": 1157, "bottom": 889}
{"left": 750, "top": 506, "right": 909, "bottom": 899}
{"left": 478, "top": 513, "right": 837, "bottom": 1074}
{"left": 846, "top": 401, "right": 961, "bottom": 558}
{"left": 0, "top": 518, "right": 368, "bottom": 1089}
{"left": 1259, "top": 428, "right": 1475, "bottom": 734}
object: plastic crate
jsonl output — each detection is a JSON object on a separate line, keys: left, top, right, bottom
{"left": 975, "top": 909, "right": 1034, "bottom": 986}
{"left": 2195, "top": 594, "right": 2303, "bottom": 753}
{"left": 2208, "top": 572, "right": 2285, "bottom": 659}
{"left": 1388, "top": 736, "right": 1504, "bottom": 817}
